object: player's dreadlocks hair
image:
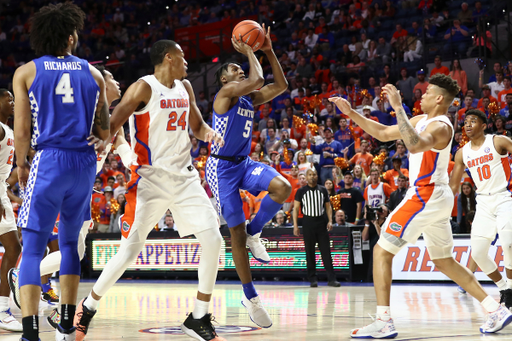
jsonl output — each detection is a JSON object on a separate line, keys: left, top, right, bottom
{"left": 428, "top": 74, "right": 461, "bottom": 103}
{"left": 150, "top": 40, "right": 178, "bottom": 66}
{"left": 214, "top": 62, "right": 237, "bottom": 87}
{"left": 465, "top": 109, "right": 487, "bottom": 125}
{"left": 30, "top": 2, "right": 85, "bottom": 56}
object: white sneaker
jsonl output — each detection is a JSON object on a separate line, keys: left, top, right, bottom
{"left": 241, "top": 295, "right": 272, "bottom": 328}
{"left": 350, "top": 317, "right": 398, "bottom": 339}
{"left": 246, "top": 232, "right": 270, "bottom": 263}
{"left": 56, "top": 325, "right": 76, "bottom": 341}
{"left": 0, "top": 308, "right": 22, "bottom": 332}
{"left": 480, "top": 305, "right": 512, "bottom": 333}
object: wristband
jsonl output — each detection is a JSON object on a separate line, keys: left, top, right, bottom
{"left": 116, "top": 143, "right": 133, "bottom": 167}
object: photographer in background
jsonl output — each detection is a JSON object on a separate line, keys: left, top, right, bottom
{"left": 363, "top": 204, "right": 390, "bottom": 282}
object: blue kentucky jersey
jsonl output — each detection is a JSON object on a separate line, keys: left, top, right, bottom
{"left": 211, "top": 95, "right": 254, "bottom": 157}
{"left": 29, "top": 55, "right": 99, "bottom": 151}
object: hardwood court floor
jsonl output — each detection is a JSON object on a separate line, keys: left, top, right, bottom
{"left": 1, "top": 280, "right": 512, "bottom": 340}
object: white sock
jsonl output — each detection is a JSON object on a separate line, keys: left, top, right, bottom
{"left": 84, "top": 293, "right": 100, "bottom": 312}
{"left": 496, "top": 278, "right": 507, "bottom": 291}
{"left": 507, "top": 278, "right": 512, "bottom": 290}
{"left": 0, "top": 296, "right": 8, "bottom": 312}
{"left": 481, "top": 296, "right": 501, "bottom": 313}
{"left": 376, "top": 306, "right": 391, "bottom": 321}
{"left": 192, "top": 298, "right": 210, "bottom": 319}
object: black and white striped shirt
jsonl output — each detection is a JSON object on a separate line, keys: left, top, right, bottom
{"left": 295, "top": 185, "right": 330, "bottom": 217}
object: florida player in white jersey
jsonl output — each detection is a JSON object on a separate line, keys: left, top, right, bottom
{"left": 450, "top": 109, "right": 512, "bottom": 309}
{"left": 330, "top": 74, "right": 512, "bottom": 338}
{"left": 0, "top": 89, "right": 22, "bottom": 332}
{"left": 206, "top": 27, "right": 291, "bottom": 328}
{"left": 74, "top": 40, "right": 226, "bottom": 341}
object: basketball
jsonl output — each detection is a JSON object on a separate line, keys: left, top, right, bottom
{"left": 232, "top": 20, "right": 265, "bottom": 52}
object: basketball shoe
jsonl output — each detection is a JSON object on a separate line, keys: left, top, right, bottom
{"left": 74, "top": 298, "right": 96, "bottom": 341}
{"left": 500, "top": 289, "right": 512, "bottom": 310}
{"left": 0, "top": 308, "right": 22, "bottom": 331}
{"left": 181, "top": 313, "right": 226, "bottom": 341}
{"left": 42, "top": 287, "right": 59, "bottom": 304}
{"left": 350, "top": 317, "right": 398, "bottom": 339}
{"left": 480, "top": 305, "right": 512, "bottom": 333}
{"left": 55, "top": 325, "right": 76, "bottom": 341}
{"left": 241, "top": 295, "right": 272, "bottom": 328}
{"left": 47, "top": 308, "right": 61, "bottom": 329}
{"left": 245, "top": 232, "right": 270, "bottom": 263}
{"left": 7, "top": 268, "right": 20, "bottom": 309}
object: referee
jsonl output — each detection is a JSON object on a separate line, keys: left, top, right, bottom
{"left": 293, "top": 169, "right": 341, "bottom": 287}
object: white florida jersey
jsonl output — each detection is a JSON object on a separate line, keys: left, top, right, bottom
{"left": 365, "top": 182, "right": 387, "bottom": 208}
{"left": 462, "top": 134, "right": 512, "bottom": 195}
{"left": 129, "top": 75, "right": 192, "bottom": 172}
{"left": 0, "top": 122, "right": 14, "bottom": 181}
{"left": 409, "top": 115, "right": 453, "bottom": 187}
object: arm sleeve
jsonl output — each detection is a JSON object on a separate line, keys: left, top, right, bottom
{"left": 295, "top": 187, "right": 303, "bottom": 202}
{"left": 310, "top": 142, "right": 323, "bottom": 154}
{"left": 363, "top": 187, "right": 368, "bottom": 201}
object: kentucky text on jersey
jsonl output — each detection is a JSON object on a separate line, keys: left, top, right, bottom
{"left": 43, "top": 61, "right": 82, "bottom": 71}
{"left": 467, "top": 153, "right": 494, "bottom": 168}
{"left": 237, "top": 107, "right": 254, "bottom": 118}
{"left": 160, "top": 98, "right": 189, "bottom": 109}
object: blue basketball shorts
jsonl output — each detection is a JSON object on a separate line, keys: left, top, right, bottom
{"left": 206, "top": 157, "right": 280, "bottom": 227}
{"left": 18, "top": 148, "right": 95, "bottom": 286}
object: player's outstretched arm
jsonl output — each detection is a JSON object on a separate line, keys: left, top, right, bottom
{"left": 215, "top": 37, "right": 264, "bottom": 113}
{"left": 13, "top": 62, "right": 35, "bottom": 187}
{"left": 449, "top": 149, "right": 465, "bottom": 195}
{"left": 329, "top": 96, "right": 424, "bottom": 142}
{"left": 185, "top": 80, "right": 224, "bottom": 147}
{"left": 89, "top": 64, "right": 110, "bottom": 142}
{"left": 109, "top": 80, "right": 152, "bottom": 138}
{"left": 250, "top": 25, "right": 288, "bottom": 107}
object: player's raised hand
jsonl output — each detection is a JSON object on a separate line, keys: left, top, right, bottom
{"left": 260, "top": 24, "right": 272, "bottom": 52}
{"left": 232, "top": 34, "right": 254, "bottom": 56}
{"left": 205, "top": 129, "right": 225, "bottom": 147}
{"left": 382, "top": 84, "right": 402, "bottom": 110}
{"left": 328, "top": 96, "right": 353, "bottom": 115}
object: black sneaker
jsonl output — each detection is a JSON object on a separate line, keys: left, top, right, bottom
{"left": 328, "top": 281, "right": 341, "bottom": 287}
{"left": 74, "top": 298, "right": 97, "bottom": 340}
{"left": 500, "top": 289, "right": 512, "bottom": 310}
{"left": 180, "top": 313, "right": 225, "bottom": 341}
{"left": 310, "top": 281, "right": 318, "bottom": 287}
{"left": 47, "top": 308, "right": 61, "bottom": 329}
{"left": 42, "top": 288, "right": 59, "bottom": 303}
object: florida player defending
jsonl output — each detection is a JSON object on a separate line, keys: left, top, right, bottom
{"left": 450, "top": 109, "right": 512, "bottom": 310}
{"left": 206, "top": 26, "right": 291, "bottom": 328}
{"left": 329, "top": 74, "right": 512, "bottom": 338}
{"left": 13, "top": 3, "right": 110, "bottom": 341}
{"left": 0, "top": 89, "right": 22, "bottom": 332}
{"left": 74, "top": 40, "right": 226, "bottom": 341}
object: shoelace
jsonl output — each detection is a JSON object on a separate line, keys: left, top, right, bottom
{"left": 48, "top": 289, "right": 59, "bottom": 300}
{"left": 250, "top": 297, "right": 264, "bottom": 309}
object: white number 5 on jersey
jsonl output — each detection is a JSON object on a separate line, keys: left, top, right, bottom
{"left": 243, "top": 120, "right": 252, "bottom": 138}
{"left": 55, "top": 73, "right": 74, "bottom": 103}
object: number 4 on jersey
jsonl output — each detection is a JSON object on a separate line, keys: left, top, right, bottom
{"left": 55, "top": 73, "right": 74, "bottom": 103}
{"left": 167, "top": 111, "right": 187, "bottom": 131}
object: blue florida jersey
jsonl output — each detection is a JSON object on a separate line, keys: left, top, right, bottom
{"left": 29, "top": 55, "right": 99, "bottom": 151}
{"left": 211, "top": 95, "right": 254, "bottom": 157}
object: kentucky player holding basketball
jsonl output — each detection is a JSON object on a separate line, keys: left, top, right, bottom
{"left": 206, "top": 26, "right": 290, "bottom": 328}
{"left": 450, "top": 109, "right": 512, "bottom": 309}
{"left": 330, "top": 74, "right": 512, "bottom": 338}
{"left": 12, "top": 3, "right": 110, "bottom": 341}
{"left": 74, "top": 40, "right": 227, "bottom": 341}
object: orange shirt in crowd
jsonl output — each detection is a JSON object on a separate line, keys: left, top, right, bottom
{"left": 413, "top": 81, "right": 429, "bottom": 96}
{"left": 253, "top": 191, "right": 268, "bottom": 215}
{"left": 498, "top": 88, "right": 512, "bottom": 107}
{"left": 240, "top": 190, "right": 255, "bottom": 220}
{"left": 477, "top": 95, "right": 497, "bottom": 108}
{"left": 350, "top": 152, "right": 374, "bottom": 175}
{"left": 276, "top": 165, "right": 300, "bottom": 203}
{"left": 430, "top": 66, "right": 449, "bottom": 77}
{"left": 382, "top": 169, "right": 410, "bottom": 191}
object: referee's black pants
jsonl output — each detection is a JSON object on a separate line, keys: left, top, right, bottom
{"left": 302, "top": 217, "right": 337, "bottom": 282}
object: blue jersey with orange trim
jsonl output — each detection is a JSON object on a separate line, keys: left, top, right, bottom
{"left": 29, "top": 55, "right": 99, "bottom": 151}
{"left": 211, "top": 95, "right": 254, "bottom": 157}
